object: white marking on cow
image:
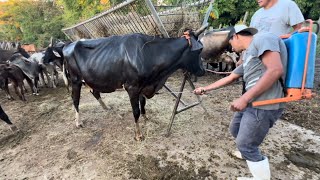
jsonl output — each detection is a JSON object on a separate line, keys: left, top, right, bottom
{"left": 62, "top": 64, "right": 68, "bottom": 86}
{"left": 135, "top": 122, "right": 144, "bottom": 141}
{"left": 53, "top": 50, "right": 61, "bottom": 57}
{"left": 75, "top": 109, "right": 82, "bottom": 127}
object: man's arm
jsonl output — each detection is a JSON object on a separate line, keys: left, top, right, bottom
{"left": 194, "top": 72, "right": 241, "bottom": 95}
{"left": 230, "top": 51, "right": 283, "bottom": 111}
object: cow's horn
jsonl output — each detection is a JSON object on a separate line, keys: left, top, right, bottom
{"left": 194, "top": 23, "right": 209, "bottom": 36}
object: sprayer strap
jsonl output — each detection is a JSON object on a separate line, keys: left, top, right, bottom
{"left": 279, "top": 77, "right": 287, "bottom": 96}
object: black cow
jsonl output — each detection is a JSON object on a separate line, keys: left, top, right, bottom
{"left": 57, "top": 29, "right": 206, "bottom": 140}
{"left": 0, "top": 105, "right": 18, "bottom": 132}
{"left": 0, "top": 63, "right": 35, "bottom": 101}
{"left": 9, "top": 54, "right": 39, "bottom": 95}
{"left": 42, "top": 42, "right": 66, "bottom": 87}
{"left": 43, "top": 41, "right": 64, "bottom": 69}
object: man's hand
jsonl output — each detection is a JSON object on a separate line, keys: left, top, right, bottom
{"left": 230, "top": 97, "right": 249, "bottom": 111}
{"left": 193, "top": 87, "right": 206, "bottom": 95}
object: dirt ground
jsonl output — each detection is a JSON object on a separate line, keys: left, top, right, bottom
{"left": 0, "top": 70, "right": 319, "bottom": 180}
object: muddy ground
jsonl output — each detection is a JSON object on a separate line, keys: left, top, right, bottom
{"left": 0, "top": 71, "right": 319, "bottom": 180}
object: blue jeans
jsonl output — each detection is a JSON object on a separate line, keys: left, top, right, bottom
{"left": 229, "top": 107, "right": 284, "bottom": 162}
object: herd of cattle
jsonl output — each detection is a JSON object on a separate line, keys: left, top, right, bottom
{"left": 0, "top": 25, "right": 239, "bottom": 140}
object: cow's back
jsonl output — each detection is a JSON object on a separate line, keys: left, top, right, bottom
{"left": 64, "top": 33, "right": 200, "bottom": 93}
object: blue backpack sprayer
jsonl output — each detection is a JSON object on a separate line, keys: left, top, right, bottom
{"left": 253, "top": 19, "right": 319, "bottom": 106}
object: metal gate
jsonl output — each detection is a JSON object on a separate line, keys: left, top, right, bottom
{"left": 62, "top": 0, "right": 210, "bottom": 40}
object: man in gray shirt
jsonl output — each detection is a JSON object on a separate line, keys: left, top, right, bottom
{"left": 236, "top": 0, "right": 304, "bottom": 66}
{"left": 250, "top": 0, "right": 305, "bottom": 36}
{"left": 194, "top": 25, "right": 287, "bottom": 179}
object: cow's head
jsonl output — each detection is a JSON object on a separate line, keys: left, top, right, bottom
{"left": 180, "top": 25, "right": 209, "bottom": 76}
{"left": 43, "top": 41, "right": 65, "bottom": 67}
{"left": 200, "top": 26, "right": 234, "bottom": 60}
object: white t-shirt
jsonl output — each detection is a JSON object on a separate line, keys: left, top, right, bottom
{"left": 250, "top": 0, "right": 305, "bottom": 36}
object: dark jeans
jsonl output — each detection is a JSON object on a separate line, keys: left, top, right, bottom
{"left": 229, "top": 107, "right": 284, "bottom": 162}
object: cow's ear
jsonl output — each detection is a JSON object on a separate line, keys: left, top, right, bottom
{"left": 190, "top": 38, "right": 203, "bottom": 51}
{"left": 53, "top": 50, "right": 61, "bottom": 57}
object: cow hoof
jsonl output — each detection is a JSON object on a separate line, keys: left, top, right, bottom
{"left": 134, "top": 135, "right": 145, "bottom": 141}
{"left": 75, "top": 122, "right": 84, "bottom": 128}
{"left": 142, "top": 114, "right": 149, "bottom": 121}
{"left": 9, "top": 125, "right": 19, "bottom": 132}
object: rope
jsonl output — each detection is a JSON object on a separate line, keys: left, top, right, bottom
{"left": 157, "top": 80, "right": 243, "bottom": 95}
{"left": 206, "top": 69, "right": 232, "bottom": 75}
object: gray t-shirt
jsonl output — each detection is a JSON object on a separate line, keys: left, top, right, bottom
{"left": 233, "top": 32, "right": 288, "bottom": 110}
{"left": 250, "top": 0, "right": 304, "bottom": 36}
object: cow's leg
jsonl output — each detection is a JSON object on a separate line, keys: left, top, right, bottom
{"left": 127, "top": 90, "right": 144, "bottom": 141}
{"left": 139, "top": 95, "right": 148, "bottom": 121}
{"left": 51, "top": 69, "right": 56, "bottom": 88}
{"left": 34, "top": 76, "right": 39, "bottom": 95}
{"left": 47, "top": 65, "right": 56, "bottom": 88}
{"left": 54, "top": 69, "right": 59, "bottom": 86}
{"left": 0, "top": 106, "right": 18, "bottom": 132}
{"left": 90, "top": 89, "right": 109, "bottom": 110}
{"left": 14, "top": 83, "right": 26, "bottom": 101}
{"left": 71, "top": 79, "right": 83, "bottom": 127}
{"left": 43, "top": 68, "right": 51, "bottom": 87}
{"left": 25, "top": 76, "right": 38, "bottom": 96}
{"left": 4, "top": 79, "right": 14, "bottom": 100}
{"left": 22, "top": 83, "right": 28, "bottom": 93}
{"left": 39, "top": 70, "right": 47, "bottom": 87}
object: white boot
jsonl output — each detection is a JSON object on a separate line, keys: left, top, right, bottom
{"left": 237, "top": 157, "right": 270, "bottom": 180}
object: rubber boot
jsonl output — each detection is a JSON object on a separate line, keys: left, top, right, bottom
{"left": 237, "top": 156, "right": 270, "bottom": 180}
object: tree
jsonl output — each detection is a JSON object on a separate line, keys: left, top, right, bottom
{"left": 56, "top": 0, "right": 112, "bottom": 27}
{"left": 0, "top": 0, "right": 67, "bottom": 48}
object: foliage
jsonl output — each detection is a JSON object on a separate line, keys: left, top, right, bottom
{"left": 0, "top": 0, "right": 319, "bottom": 51}
{"left": 295, "top": 0, "right": 320, "bottom": 20}
{"left": 56, "top": 0, "right": 112, "bottom": 27}
{"left": 199, "top": 0, "right": 258, "bottom": 28}
{"left": 0, "top": 0, "right": 66, "bottom": 48}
